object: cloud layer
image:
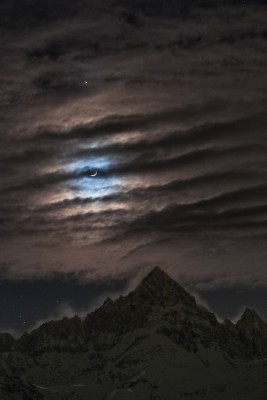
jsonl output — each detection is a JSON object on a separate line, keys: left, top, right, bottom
{"left": 1, "top": 0, "right": 267, "bottom": 289}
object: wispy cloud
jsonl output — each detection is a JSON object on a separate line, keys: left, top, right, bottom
{"left": 0, "top": 0, "right": 267, "bottom": 293}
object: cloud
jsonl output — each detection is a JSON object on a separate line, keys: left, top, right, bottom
{"left": 0, "top": 0, "right": 267, "bottom": 296}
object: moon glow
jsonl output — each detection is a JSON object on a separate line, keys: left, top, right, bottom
{"left": 65, "top": 155, "right": 120, "bottom": 199}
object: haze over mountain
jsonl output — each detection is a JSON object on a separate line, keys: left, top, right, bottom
{"left": 1, "top": 267, "right": 267, "bottom": 399}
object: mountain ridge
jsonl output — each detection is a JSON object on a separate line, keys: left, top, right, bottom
{"left": 1, "top": 267, "right": 267, "bottom": 360}
{"left": 1, "top": 267, "right": 267, "bottom": 399}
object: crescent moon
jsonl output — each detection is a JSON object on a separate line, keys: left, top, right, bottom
{"left": 90, "top": 171, "right": 97, "bottom": 177}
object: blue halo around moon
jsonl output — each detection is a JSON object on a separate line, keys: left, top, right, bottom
{"left": 66, "top": 155, "right": 121, "bottom": 199}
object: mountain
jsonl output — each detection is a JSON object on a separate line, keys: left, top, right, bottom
{"left": 236, "top": 307, "right": 267, "bottom": 358}
{"left": 14, "top": 266, "right": 267, "bottom": 359}
{"left": 18, "top": 315, "right": 87, "bottom": 353}
{"left": 0, "top": 267, "right": 267, "bottom": 399}
{"left": 0, "top": 333, "right": 16, "bottom": 352}
{"left": 84, "top": 267, "right": 199, "bottom": 337}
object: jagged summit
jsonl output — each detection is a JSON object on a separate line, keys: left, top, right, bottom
{"left": 83, "top": 267, "right": 199, "bottom": 337}
{"left": 132, "top": 266, "right": 196, "bottom": 308}
{"left": 240, "top": 307, "right": 261, "bottom": 321}
{"left": 0, "top": 332, "right": 16, "bottom": 351}
{"left": 2, "top": 267, "right": 267, "bottom": 362}
{"left": 235, "top": 307, "right": 267, "bottom": 358}
{"left": 1, "top": 268, "right": 267, "bottom": 399}
{"left": 138, "top": 266, "right": 181, "bottom": 290}
{"left": 237, "top": 307, "right": 267, "bottom": 333}
{"left": 140, "top": 266, "right": 170, "bottom": 282}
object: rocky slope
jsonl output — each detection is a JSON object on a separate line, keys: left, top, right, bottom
{"left": 12, "top": 267, "right": 267, "bottom": 359}
{"left": 0, "top": 267, "right": 267, "bottom": 399}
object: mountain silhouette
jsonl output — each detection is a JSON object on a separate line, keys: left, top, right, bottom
{"left": 1, "top": 266, "right": 266, "bottom": 359}
{"left": 1, "top": 267, "right": 267, "bottom": 399}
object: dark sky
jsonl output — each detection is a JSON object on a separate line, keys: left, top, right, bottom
{"left": 1, "top": 0, "right": 267, "bottom": 335}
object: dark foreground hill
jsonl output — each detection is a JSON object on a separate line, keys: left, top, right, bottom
{"left": 1, "top": 267, "right": 267, "bottom": 399}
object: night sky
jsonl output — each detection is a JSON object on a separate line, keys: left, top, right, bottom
{"left": 1, "top": 0, "right": 267, "bottom": 335}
